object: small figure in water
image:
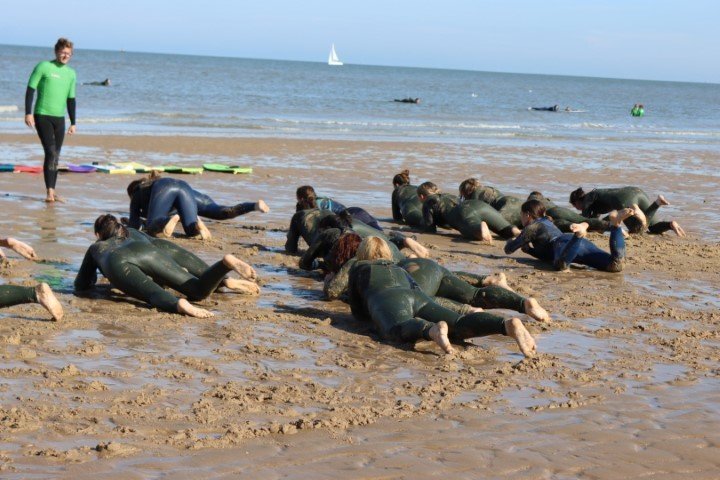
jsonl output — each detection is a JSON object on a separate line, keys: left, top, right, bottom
{"left": 530, "top": 105, "right": 559, "bottom": 112}
{"left": 394, "top": 97, "right": 420, "bottom": 104}
{"left": 85, "top": 78, "right": 111, "bottom": 86}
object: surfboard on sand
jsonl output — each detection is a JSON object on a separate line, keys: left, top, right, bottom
{"left": 114, "top": 162, "right": 165, "bottom": 173}
{"left": 66, "top": 164, "right": 97, "bottom": 173}
{"left": 81, "top": 163, "right": 136, "bottom": 174}
{"left": 203, "top": 163, "right": 253, "bottom": 174}
{"left": 0, "top": 164, "right": 15, "bottom": 172}
{"left": 14, "top": 165, "right": 43, "bottom": 173}
{"left": 158, "top": 166, "right": 203, "bottom": 174}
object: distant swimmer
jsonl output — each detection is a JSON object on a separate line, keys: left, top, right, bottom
{"left": 631, "top": 103, "right": 644, "bottom": 117}
{"left": 394, "top": 97, "right": 420, "bottom": 104}
{"left": 84, "top": 78, "right": 111, "bottom": 86}
{"left": 529, "top": 105, "right": 559, "bottom": 112}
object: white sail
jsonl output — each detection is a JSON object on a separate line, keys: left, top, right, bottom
{"left": 328, "top": 44, "right": 343, "bottom": 66}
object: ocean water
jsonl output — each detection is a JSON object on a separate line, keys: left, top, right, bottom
{"left": 2, "top": 44, "right": 720, "bottom": 149}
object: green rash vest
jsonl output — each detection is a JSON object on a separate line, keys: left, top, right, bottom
{"left": 27, "top": 61, "right": 76, "bottom": 117}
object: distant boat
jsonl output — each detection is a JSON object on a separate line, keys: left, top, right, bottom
{"left": 328, "top": 44, "right": 343, "bottom": 66}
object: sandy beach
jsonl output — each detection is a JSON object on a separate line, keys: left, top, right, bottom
{"left": 1, "top": 132, "right": 719, "bottom": 478}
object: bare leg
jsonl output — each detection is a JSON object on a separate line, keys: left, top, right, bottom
{"left": 222, "top": 254, "right": 257, "bottom": 280}
{"left": 656, "top": 195, "right": 670, "bottom": 206}
{"left": 177, "top": 298, "right": 213, "bottom": 318}
{"left": 222, "top": 278, "right": 260, "bottom": 295}
{"left": 569, "top": 221, "right": 589, "bottom": 238}
{"left": 670, "top": 220, "right": 686, "bottom": 237}
{"left": 35, "top": 283, "right": 63, "bottom": 321}
{"left": 404, "top": 237, "right": 429, "bottom": 258}
{"left": 428, "top": 321, "right": 455, "bottom": 355}
{"left": 157, "top": 214, "right": 180, "bottom": 238}
{"left": 631, "top": 203, "right": 647, "bottom": 229}
{"left": 524, "top": 297, "right": 550, "bottom": 322}
{"left": 504, "top": 318, "right": 536, "bottom": 358}
{"left": 255, "top": 200, "right": 270, "bottom": 213}
{"left": 196, "top": 218, "right": 212, "bottom": 240}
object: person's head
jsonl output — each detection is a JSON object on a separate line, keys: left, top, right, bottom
{"left": 327, "top": 232, "right": 362, "bottom": 272}
{"left": 417, "top": 181, "right": 440, "bottom": 202}
{"left": 527, "top": 191, "right": 545, "bottom": 202}
{"left": 296, "top": 185, "right": 317, "bottom": 210}
{"left": 392, "top": 169, "right": 411, "bottom": 187}
{"left": 126, "top": 171, "right": 161, "bottom": 197}
{"left": 94, "top": 214, "right": 128, "bottom": 240}
{"left": 54, "top": 38, "right": 73, "bottom": 65}
{"left": 459, "top": 178, "right": 481, "bottom": 200}
{"left": 520, "top": 200, "right": 546, "bottom": 226}
{"left": 318, "top": 210, "right": 353, "bottom": 231}
{"left": 102, "top": 78, "right": 111, "bottom": 86}
{"left": 569, "top": 187, "right": 586, "bottom": 210}
{"left": 356, "top": 236, "right": 393, "bottom": 261}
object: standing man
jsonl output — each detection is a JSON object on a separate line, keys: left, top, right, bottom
{"left": 25, "top": 38, "right": 77, "bottom": 203}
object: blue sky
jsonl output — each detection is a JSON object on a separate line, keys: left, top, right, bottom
{"left": 1, "top": 0, "right": 716, "bottom": 83}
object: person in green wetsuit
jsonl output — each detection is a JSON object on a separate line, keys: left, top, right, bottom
{"left": 391, "top": 170, "right": 424, "bottom": 228}
{"left": 347, "top": 237, "right": 537, "bottom": 357}
{"left": 418, "top": 182, "right": 520, "bottom": 241}
{"left": 459, "top": 178, "right": 523, "bottom": 227}
{"left": 526, "top": 191, "right": 615, "bottom": 234}
{"left": 569, "top": 186, "right": 686, "bottom": 236}
{"left": 25, "top": 38, "right": 77, "bottom": 203}
{"left": 74, "top": 215, "right": 259, "bottom": 317}
{"left": 1, "top": 236, "right": 64, "bottom": 321}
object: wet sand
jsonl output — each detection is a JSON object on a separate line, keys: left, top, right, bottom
{"left": 1, "top": 133, "right": 719, "bottom": 478}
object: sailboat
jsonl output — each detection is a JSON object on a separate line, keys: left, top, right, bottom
{"left": 328, "top": 44, "right": 343, "bottom": 66}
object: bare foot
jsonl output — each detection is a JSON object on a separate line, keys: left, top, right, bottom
{"left": 196, "top": 218, "right": 212, "bottom": 240}
{"left": 223, "top": 278, "right": 260, "bottom": 295}
{"left": 569, "top": 222, "right": 589, "bottom": 238}
{"left": 631, "top": 204, "right": 647, "bottom": 229}
{"left": 428, "top": 321, "right": 455, "bottom": 355}
{"left": 504, "top": 318, "right": 536, "bottom": 358}
{"left": 35, "top": 283, "right": 63, "bottom": 321}
{"left": 480, "top": 221, "right": 493, "bottom": 244}
{"left": 223, "top": 254, "right": 257, "bottom": 280}
{"left": 405, "top": 238, "right": 429, "bottom": 258}
{"left": 158, "top": 214, "right": 180, "bottom": 237}
{"left": 511, "top": 226, "right": 522, "bottom": 237}
{"left": 483, "top": 272, "right": 511, "bottom": 290}
{"left": 670, "top": 221, "right": 686, "bottom": 237}
{"left": 608, "top": 208, "right": 634, "bottom": 228}
{"left": 255, "top": 200, "right": 270, "bottom": 213}
{"left": 467, "top": 306, "right": 484, "bottom": 313}
{"left": 524, "top": 297, "right": 550, "bottom": 323}
{"left": 656, "top": 195, "right": 670, "bottom": 206}
{"left": 177, "top": 298, "right": 214, "bottom": 318}
{"left": 44, "top": 196, "right": 55, "bottom": 203}
{"left": 621, "top": 228, "right": 630, "bottom": 239}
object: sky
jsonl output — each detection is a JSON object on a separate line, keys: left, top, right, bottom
{"left": 1, "top": 0, "right": 717, "bottom": 83}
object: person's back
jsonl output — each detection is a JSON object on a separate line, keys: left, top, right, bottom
{"left": 285, "top": 208, "right": 334, "bottom": 253}
{"left": 580, "top": 186, "right": 645, "bottom": 217}
{"left": 348, "top": 259, "right": 410, "bottom": 316}
{"left": 504, "top": 217, "right": 562, "bottom": 262}
{"left": 421, "top": 193, "right": 459, "bottom": 231}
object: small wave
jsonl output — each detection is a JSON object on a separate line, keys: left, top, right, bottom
{"left": 81, "top": 117, "right": 135, "bottom": 124}
{"left": 0, "top": 105, "right": 18, "bottom": 113}
{"left": 135, "top": 112, "right": 207, "bottom": 119}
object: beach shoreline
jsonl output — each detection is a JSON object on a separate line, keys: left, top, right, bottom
{"left": 1, "top": 132, "right": 719, "bottom": 478}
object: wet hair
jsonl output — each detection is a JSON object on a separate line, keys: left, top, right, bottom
{"left": 527, "top": 191, "right": 545, "bottom": 201}
{"left": 356, "top": 236, "right": 393, "bottom": 261}
{"left": 327, "top": 232, "right": 362, "bottom": 272}
{"left": 296, "top": 185, "right": 318, "bottom": 210}
{"left": 55, "top": 38, "right": 74, "bottom": 52}
{"left": 520, "top": 200, "right": 547, "bottom": 220}
{"left": 296, "top": 185, "right": 316, "bottom": 200}
{"left": 318, "top": 210, "right": 353, "bottom": 231}
{"left": 126, "top": 170, "right": 161, "bottom": 197}
{"left": 417, "top": 181, "right": 440, "bottom": 197}
{"left": 569, "top": 187, "right": 586, "bottom": 206}
{"left": 459, "top": 178, "right": 481, "bottom": 200}
{"left": 392, "top": 169, "right": 411, "bottom": 187}
{"left": 94, "top": 214, "right": 128, "bottom": 240}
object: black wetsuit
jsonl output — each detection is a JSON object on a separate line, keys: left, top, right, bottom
{"left": 531, "top": 106, "right": 559, "bottom": 112}
{"left": 285, "top": 208, "right": 336, "bottom": 254}
{"left": 391, "top": 184, "right": 424, "bottom": 227}
{"left": 0, "top": 285, "right": 37, "bottom": 308}
{"left": 466, "top": 187, "right": 523, "bottom": 228}
{"left": 527, "top": 193, "right": 610, "bottom": 233}
{"left": 505, "top": 217, "right": 625, "bottom": 272}
{"left": 74, "top": 233, "right": 231, "bottom": 312}
{"left": 301, "top": 197, "right": 382, "bottom": 231}
{"left": 578, "top": 187, "right": 671, "bottom": 234}
{"left": 348, "top": 260, "right": 507, "bottom": 344}
{"left": 424, "top": 194, "right": 516, "bottom": 239}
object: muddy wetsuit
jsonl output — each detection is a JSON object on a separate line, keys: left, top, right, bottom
{"left": 392, "top": 184, "right": 424, "bottom": 227}
{"left": 285, "top": 208, "right": 336, "bottom": 254}
{"left": 128, "top": 178, "right": 201, "bottom": 237}
{"left": 466, "top": 187, "right": 523, "bottom": 227}
{"left": 527, "top": 193, "right": 610, "bottom": 233}
{"left": 127, "top": 229, "right": 210, "bottom": 277}
{"left": 423, "top": 193, "right": 515, "bottom": 239}
{"left": 26, "top": 60, "right": 77, "bottom": 191}
{"left": 578, "top": 187, "right": 671, "bottom": 234}
{"left": 74, "top": 235, "right": 231, "bottom": 312}
{"left": 299, "top": 223, "right": 406, "bottom": 271}
{"left": 299, "top": 197, "right": 381, "bottom": 231}
{"left": 0, "top": 285, "right": 37, "bottom": 309}
{"left": 505, "top": 217, "right": 625, "bottom": 272}
{"left": 348, "top": 260, "right": 508, "bottom": 344}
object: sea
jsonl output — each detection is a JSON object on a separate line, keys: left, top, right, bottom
{"left": 1, "top": 44, "right": 720, "bottom": 149}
